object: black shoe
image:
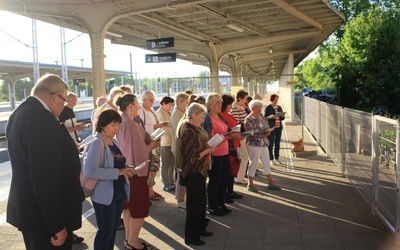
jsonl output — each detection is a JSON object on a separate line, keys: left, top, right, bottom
{"left": 221, "top": 207, "right": 232, "bottom": 214}
{"left": 185, "top": 238, "right": 205, "bottom": 246}
{"left": 201, "top": 230, "right": 213, "bottom": 237}
{"left": 204, "top": 218, "right": 210, "bottom": 226}
{"left": 72, "top": 233, "right": 84, "bottom": 244}
{"left": 118, "top": 218, "right": 125, "bottom": 230}
{"left": 209, "top": 208, "right": 225, "bottom": 216}
{"left": 225, "top": 197, "right": 234, "bottom": 203}
{"left": 228, "top": 192, "right": 243, "bottom": 199}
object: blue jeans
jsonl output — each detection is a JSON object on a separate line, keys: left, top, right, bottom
{"left": 92, "top": 190, "right": 126, "bottom": 250}
{"left": 269, "top": 126, "right": 283, "bottom": 160}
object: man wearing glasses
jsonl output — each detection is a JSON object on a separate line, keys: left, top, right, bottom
{"left": 139, "top": 90, "right": 163, "bottom": 201}
{"left": 6, "top": 73, "right": 84, "bottom": 249}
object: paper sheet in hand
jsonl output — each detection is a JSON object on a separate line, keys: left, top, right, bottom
{"left": 150, "top": 128, "right": 165, "bottom": 141}
{"left": 207, "top": 134, "right": 224, "bottom": 147}
{"left": 134, "top": 160, "right": 150, "bottom": 171}
{"left": 78, "top": 135, "right": 96, "bottom": 149}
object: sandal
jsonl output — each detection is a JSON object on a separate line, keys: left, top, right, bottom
{"left": 142, "top": 242, "right": 153, "bottom": 250}
{"left": 247, "top": 185, "right": 259, "bottom": 193}
{"left": 268, "top": 185, "right": 282, "bottom": 190}
{"left": 149, "top": 193, "right": 160, "bottom": 201}
{"left": 125, "top": 242, "right": 146, "bottom": 250}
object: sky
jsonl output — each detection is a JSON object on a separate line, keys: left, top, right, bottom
{"left": 0, "top": 11, "right": 210, "bottom": 79}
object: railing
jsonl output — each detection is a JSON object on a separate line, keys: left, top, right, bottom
{"left": 300, "top": 96, "right": 400, "bottom": 244}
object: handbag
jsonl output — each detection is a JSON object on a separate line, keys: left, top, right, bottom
{"left": 291, "top": 138, "right": 304, "bottom": 152}
{"left": 178, "top": 172, "right": 188, "bottom": 186}
{"left": 79, "top": 137, "right": 104, "bottom": 198}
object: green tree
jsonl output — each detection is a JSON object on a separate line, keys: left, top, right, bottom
{"left": 1, "top": 78, "right": 34, "bottom": 101}
{"left": 335, "top": 7, "right": 400, "bottom": 113}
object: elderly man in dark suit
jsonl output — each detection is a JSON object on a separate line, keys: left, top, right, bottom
{"left": 6, "top": 73, "right": 84, "bottom": 249}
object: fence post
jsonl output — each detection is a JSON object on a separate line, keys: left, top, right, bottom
{"left": 317, "top": 101, "right": 321, "bottom": 146}
{"left": 341, "top": 107, "right": 346, "bottom": 174}
{"left": 395, "top": 120, "right": 400, "bottom": 244}
{"left": 371, "top": 116, "right": 379, "bottom": 215}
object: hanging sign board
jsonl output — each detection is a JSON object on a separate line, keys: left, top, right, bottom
{"left": 73, "top": 78, "right": 85, "bottom": 85}
{"left": 145, "top": 53, "right": 176, "bottom": 63}
{"left": 146, "top": 37, "right": 174, "bottom": 50}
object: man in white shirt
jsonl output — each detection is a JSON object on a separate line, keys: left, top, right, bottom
{"left": 139, "top": 90, "right": 163, "bottom": 201}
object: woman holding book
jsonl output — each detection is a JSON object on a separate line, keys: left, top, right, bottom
{"left": 156, "top": 96, "right": 175, "bottom": 192}
{"left": 82, "top": 109, "right": 135, "bottom": 250}
{"left": 264, "top": 94, "right": 285, "bottom": 164}
{"left": 245, "top": 100, "right": 281, "bottom": 193}
{"left": 220, "top": 94, "right": 244, "bottom": 202}
{"left": 203, "top": 93, "right": 239, "bottom": 216}
{"left": 180, "top": 102, "right": 216, "bottom": 246}
{"left": 115, "top": 93, "right": 158, "bottom": 250}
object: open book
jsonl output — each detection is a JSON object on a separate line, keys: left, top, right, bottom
{"left": 78, "top": 135, "right": 96, "bottom": 149}
{"left": 150, "top": 128, "right": 165, "bottom": 141}
{"left": 254, "top": 127, "right": 274, "bottom": 136}
{"left": 226, "top": 124, "right": 241, "bottom": 136}
{"left": 159, "top": 121, "right": 169, "bottom": 126}
{"left": 207, "top": 134, "right": 224, "bottom": 147}
{"left": 276, "top": 112, "right": 286, "bottom": 117}
{"left": 241, "top": 131, "right": 254, "bottom": 137}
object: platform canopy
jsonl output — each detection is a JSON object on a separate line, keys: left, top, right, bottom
{"left": 0, "top": 0, "right": 345, "bottom": 81}
{"left": 0, "top": 60, "right": 129, "bottom": 82}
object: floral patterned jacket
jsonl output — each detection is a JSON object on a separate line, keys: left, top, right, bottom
{"left": 244, "top": 113, "right": 270, "bottom": 147}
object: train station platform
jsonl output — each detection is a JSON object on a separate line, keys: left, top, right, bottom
{"left": 0, "top": 118, "right": 397, "bottom": 249}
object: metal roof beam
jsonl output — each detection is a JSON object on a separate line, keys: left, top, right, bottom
{"left": 270, "top": 0, "right": 323, "bottom": 30}
{"left": 134, "top": 13, "right": 223, "bottom": 44}
{"left": 197, "top": 3, "right": 270, "bottom": 37}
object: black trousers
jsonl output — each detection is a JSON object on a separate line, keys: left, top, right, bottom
{"left": 22, "top": 229, "right": 73, "bottom": 250}
{"left": 185, "top": 172, "right": 207, "bottom": 240}
{"left": 207, "top": 154, "right": 230, "bottom": 210}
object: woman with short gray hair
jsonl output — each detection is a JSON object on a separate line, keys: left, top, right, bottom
{"left": 244, "top": 100, "right": 281, "bottom": 192}
{"left": 186, "top": 102, "right": 206, "bottom": 118}
{"left": 180, "top": 102, "right": 216, "bottom": 246}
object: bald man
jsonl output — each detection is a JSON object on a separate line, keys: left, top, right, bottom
{"left": 59, "top": 92, "right": 86, "bottom": 143}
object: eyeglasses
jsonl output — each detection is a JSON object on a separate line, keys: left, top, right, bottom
{"left": 58, "top": 94, "right": 69, "bottom": 102}
{"left": 147, "top": 98, "right": 155, "bottom": 102}
{"left": 51, "top": 93, "right": 68, "bottom": 103}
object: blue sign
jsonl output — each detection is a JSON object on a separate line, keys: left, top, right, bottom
{"left": 146, "top": 37, "right": 174, "bottom": 50}
{"left": 145, "top": 53, "right": 176, "bottom": 63}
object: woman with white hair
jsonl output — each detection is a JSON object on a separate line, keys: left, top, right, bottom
{"left": 244, "top": 99, "right": 281, "bottom": 192}
{"left": 180, "top": 102, "right": 216, "bottom": 246}
{"left": 202, "top": 93, "right": 239, "bottom": 216}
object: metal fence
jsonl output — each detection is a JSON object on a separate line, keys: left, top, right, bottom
{"left": 301, "top": 96, "right": 400, "bottom": 244}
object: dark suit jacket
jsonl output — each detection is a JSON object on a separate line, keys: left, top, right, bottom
{"left": 6, "top": 96, "right": 84, "bottom": 234}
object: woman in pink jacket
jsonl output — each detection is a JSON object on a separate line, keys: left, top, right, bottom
{"left": 116, "top": 93, "right": 158, "bottom": 250}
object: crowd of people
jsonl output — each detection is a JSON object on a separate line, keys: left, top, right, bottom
{"left": 5, "top": 73, "right": 286, "bottom": 249}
